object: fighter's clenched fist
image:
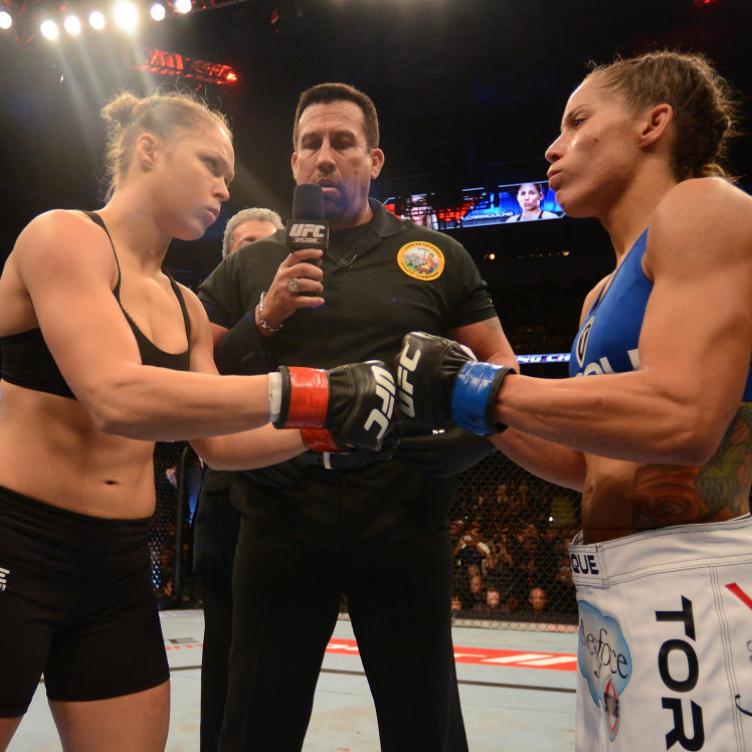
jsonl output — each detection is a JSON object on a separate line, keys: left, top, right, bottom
{"left": 272, "top": 361, "right": 396, "bottom": 451}
{"left": 396, "top": 332, "right": 515, "bottom": 436}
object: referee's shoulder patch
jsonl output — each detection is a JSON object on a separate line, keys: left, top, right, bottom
{"left": 396, "top": 241, "right": 445, "bottom": 281}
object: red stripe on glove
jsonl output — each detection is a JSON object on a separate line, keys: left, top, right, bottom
{"left": 286, "top": 367, "right": 330, "bottom": 427}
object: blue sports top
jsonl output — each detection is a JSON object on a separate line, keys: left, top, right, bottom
{"left": 0, "top": 211, "right": 191, "bottom": 400}
{"left": 569, "top": 229, "right": 752, "bottom": 401}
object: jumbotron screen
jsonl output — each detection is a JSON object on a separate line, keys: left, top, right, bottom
{"left": 385, "top": 181, "right": 563, "bottom": 231}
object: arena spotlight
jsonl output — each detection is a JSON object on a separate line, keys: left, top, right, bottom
{"left": 113, "top": 0, "right": 138, "bottom": 30}
{"left": 0, "top": 10, "right": 12, "bottom": 29}
{"left": 64, "top": 14, "right": 82, "bottom": 35}
{"left": 40, "top": 18, "right": 60, "bottom": 39}
{"left": 174, "top": 0, "right": 192, "bottom": 14}
{"left": 89, "top": 10, "right": 106, "bottom": 29}
{"left": 150, "top": 3, "right": 166, "bottom": 20}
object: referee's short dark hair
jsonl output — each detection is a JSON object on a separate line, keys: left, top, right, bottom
{"left": 292, "top": 83, "right": 380, "bottom": 149}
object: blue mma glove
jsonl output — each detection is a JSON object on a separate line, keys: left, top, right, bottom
{"left": 395, "top": 331, "right": 515, "bottom": 435}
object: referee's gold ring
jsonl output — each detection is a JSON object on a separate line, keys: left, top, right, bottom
{"left": 286, "top": 278, "right": 300, "bottom": 294}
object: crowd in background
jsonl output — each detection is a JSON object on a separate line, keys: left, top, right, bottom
{"left": 148, "top": 446, "right": 580, "bottom": 624}
{"left": 450, "top": 471, "right": 579, "bottom": 624}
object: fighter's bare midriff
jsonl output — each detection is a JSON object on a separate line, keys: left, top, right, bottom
{"left": 0, "top": 381, "right": 157, "bottom": 519}
{"left": 582, "top": 402, "right": 752, "bottom": 543}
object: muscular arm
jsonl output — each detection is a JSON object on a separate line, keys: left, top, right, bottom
{"left": 453, "top": 316, "right": 587, "bottom": 491}
{"left": 494, "top": 179, "right": 752, "bottom": 465}
{"left": 13, "top": 211, "right": 272, "bottom": 441}
{"left": 187, "top": 297, "right": 305, "bottom": 470}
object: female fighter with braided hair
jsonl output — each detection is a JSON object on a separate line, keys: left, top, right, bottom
{"left": 398, "top": 51, "right": 752, "bottom": 751}
{"left": 0, "top": 90, "right": 392, "bottom": 750}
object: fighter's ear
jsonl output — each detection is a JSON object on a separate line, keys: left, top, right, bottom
{"left": 370, "top": 148, "right": 385, "bottom": 179}
{"left": 134, "top": 132, "right": 161, "bottom": 172}
{"left": 638, "top": 103, "right": 673, "bottom": 149}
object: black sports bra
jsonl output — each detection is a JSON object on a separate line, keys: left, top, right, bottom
{"left": 0, "top": 211, "right": 192, "bottom": 400}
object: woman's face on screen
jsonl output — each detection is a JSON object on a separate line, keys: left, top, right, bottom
{"left": 517, "top": 183, "right": 543, "bottom": 212}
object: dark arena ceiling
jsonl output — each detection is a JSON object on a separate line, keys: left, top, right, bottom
{"left": 1, "top": 0, "right": 751, "bottom": 294}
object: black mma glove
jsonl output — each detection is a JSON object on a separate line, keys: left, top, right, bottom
{"left": 273, "top": 362, "right": 396, "bottom": 451}
{"left": 394, "top": 427, "right": 496, "bottom": 477}
{"left": 395, "top": 332, "right": 515, "bottom": 436}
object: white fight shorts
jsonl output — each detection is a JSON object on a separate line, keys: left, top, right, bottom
{"left": 570, "top": 514, "right": 752, "bottom": 751}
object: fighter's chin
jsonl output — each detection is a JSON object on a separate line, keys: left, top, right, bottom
{"left": 552, "top": 191, "right": 590, "bottom": 219}
{"left": 175, "top": 220, "right": 209, "bottom": 242}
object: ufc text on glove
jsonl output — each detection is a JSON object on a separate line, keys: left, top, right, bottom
{"left": 396, "top": 332, "right": 515, "bottom": 436}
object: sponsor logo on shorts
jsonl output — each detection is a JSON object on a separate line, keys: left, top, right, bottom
{"left": 0, "top": 567, "right": 9, "bottom": 592}
{"left": 570, "top": 552, "right": 601, "bottom": 577}
{"left": 735, "top": 695, "right": 752, "bottom": 718}
{"left": 655, "top": 596, "right": 705, "bottom": 750}
{"left": 725, "top": 583, "right": 752, "bottom": 721}
{"left": 578, "top": 600, "right": 632, "bottom": 742}
{"left": 397, "top": 242, "right": 445, "bottom": 281}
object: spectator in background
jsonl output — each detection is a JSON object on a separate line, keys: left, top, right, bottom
{"left": 504, "top": 182, "right": 559, "bottom": 223}
{"left": 528, "top": 586, "right": 550, "bottom": 617}
{"left": 221, "top": 207, "right": 284, "bottom": 258}
{"left": 467, "top": 573, "right": 485, "bottom": 610}
{"left": 495, "top": 482, "right": 520, "bottom": 531}
{"left": 510, "top": 479, "right": 534, "bottom": 520}
{"left": 483, "top": 587, "right": 505, "bottom": 613}
{"left": 449, "top": 517, "right": 465, "bottom": 545}
{"left": 482, "top": 529, "right": 514, "bottom": 601}
{"left": 510, "top": 523, "right": 541, "bottom": 604}
{"left": 451, "top": 595, "right": 464, "bottom": 613}
{"left": 453, "top": 519, "right": 491, "bottom": 576}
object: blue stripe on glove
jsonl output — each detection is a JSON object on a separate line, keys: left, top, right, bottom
{"left": 451, "top": 362, "right": 512, "bottom": 435}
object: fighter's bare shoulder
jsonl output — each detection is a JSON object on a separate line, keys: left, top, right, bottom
{"left": 12, "top": 209, "right": 116, "bottom": 283}
{"left": 647, "top": 177, "right": 752, "bottom": 273}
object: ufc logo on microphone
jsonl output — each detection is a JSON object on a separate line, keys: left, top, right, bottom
{"left": 396, "top": 342, "right": 420, "bottom": 417}
{"left": 289, "top": 223, "right": 326, "bottom": 239}
{"left": 364, "top": 365, "right": 396, "bottom": 441}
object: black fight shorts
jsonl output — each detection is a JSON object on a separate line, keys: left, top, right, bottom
{"left": 0, "top": 485, "right": 169, "bottom": 717}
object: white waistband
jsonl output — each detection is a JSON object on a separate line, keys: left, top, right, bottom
{"left": 569, "top": 514, "right": 752, "bottom": 587}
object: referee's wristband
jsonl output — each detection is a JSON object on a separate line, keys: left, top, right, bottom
{"left": 450, "top": 362, "right": 516, "bottom": 436}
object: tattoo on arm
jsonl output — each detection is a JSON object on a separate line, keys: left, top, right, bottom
{"left": 631, "top": 404, "right": 752, "bottom": 529}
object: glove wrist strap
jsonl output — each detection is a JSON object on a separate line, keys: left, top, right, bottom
{"left": 273, "top": 366, "right": 329, "bottom": 428}
{"left": 451, "top": 362, "right": 515, "bottom": 436}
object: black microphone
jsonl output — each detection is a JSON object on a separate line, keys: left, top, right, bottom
{"left": 286, "top": 183, "right": 329, "bottom": 256}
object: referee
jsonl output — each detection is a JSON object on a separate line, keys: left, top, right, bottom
{"left": 199, "top": 82, "right": 517, "bottom": 752}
